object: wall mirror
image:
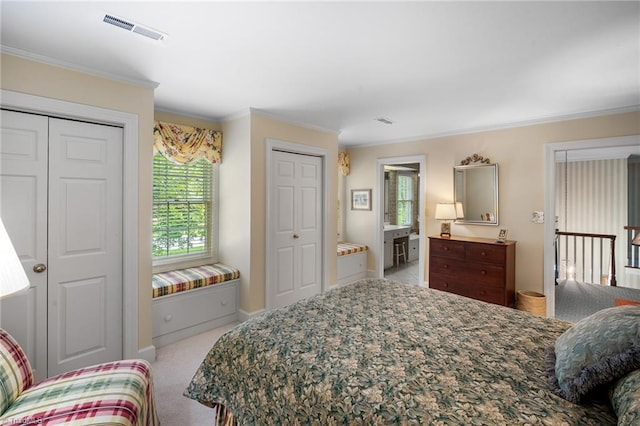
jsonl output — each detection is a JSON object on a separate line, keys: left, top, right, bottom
{"left": 454, "top": 162, "right": 499, "bottom": 225}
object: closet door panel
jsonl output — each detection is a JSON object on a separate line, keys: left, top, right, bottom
{"left": 47, "top": 118, "right": 123, "bottom": 376}
{"left": 0, "top": 109, "right": 49, "bottom": 381}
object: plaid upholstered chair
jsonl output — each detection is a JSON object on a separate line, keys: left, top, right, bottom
{"left": 0, "top": 328, "right": 159, "bottom": 425}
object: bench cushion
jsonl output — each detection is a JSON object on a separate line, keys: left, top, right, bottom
{"left": 337, "top": 242, "right": 368, "bottom": 256}
{"left": 152, "top": 264, "right": 240, "bottom": 298}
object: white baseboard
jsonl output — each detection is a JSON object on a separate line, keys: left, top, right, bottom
{"left": 238, "top": 308, "right": 265, "bottom": 323}
{"left": 138, "top": 345, "right": 156, "bottom": 363}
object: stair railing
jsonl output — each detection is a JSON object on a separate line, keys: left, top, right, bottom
{"left": 555, "top": 230, "right": 617, "bottom": 286}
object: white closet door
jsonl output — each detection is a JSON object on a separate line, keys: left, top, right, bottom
{"left": 47, "top": 118, "right": 123, "bottom": 376}
{"left": 0, "top": 110, "right": 49, "bottom": 381}
{"left": 270, "top": 150, "right": 322, "bottom": 309}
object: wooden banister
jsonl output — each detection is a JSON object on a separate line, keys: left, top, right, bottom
{"left": 555, "top": 230, "right": 617, "bottom": 286}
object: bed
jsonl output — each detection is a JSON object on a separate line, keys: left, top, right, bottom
{"left": 184, "top": 278, "right": 636, "bottom": 425}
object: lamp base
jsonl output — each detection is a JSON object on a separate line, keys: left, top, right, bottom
{"left": 440, "top": 222, "right": 451, "bottom": 238}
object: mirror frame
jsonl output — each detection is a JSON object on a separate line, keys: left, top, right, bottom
{"left": 453, "top": 163, "right": 499, "bottom": 226}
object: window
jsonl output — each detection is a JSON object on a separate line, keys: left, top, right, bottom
{"left": 152, "top": 153, "right": 217, "bottom": 267}
{"left": 397, "top": 174, "right": 414, "bottom": 226}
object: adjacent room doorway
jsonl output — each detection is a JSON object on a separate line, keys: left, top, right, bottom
{"left": 376, "top": 155, "right": 426, "bottom": 285}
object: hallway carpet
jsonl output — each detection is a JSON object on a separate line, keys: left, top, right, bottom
{"left": 555, "top": 279, "right": 640, "bottom": 323}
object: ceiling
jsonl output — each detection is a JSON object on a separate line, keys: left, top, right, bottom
{"left": 1, "top": 1, "right": 638, "bottom": 147}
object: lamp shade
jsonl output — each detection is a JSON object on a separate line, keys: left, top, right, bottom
{"left": 632, "top": 232, "right": 640, "bottom": 246}
{"left": 435, "top": 203, "right": 457, "bottom": 220}
{"left": 455, "top": 202, "right": 464, "bottom": 219}
{"left": 0, "top": 218, "right": 30, "bottom": 299}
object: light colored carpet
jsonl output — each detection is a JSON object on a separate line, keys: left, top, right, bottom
{"left": 555, "top": 279, "right": 640, "bottom": 323}
{"left": 152, "top": 322, "right": 239, "bottom": 425}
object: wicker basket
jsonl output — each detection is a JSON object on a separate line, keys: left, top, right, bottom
{"left": 516, "top": 290, "right": 546, "bottom": 317}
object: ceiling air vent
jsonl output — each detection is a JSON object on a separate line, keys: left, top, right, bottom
{"left": 103, "top": 14, "right": 166, "bottom": 41}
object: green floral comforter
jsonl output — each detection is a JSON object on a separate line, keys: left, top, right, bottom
{"left": 185, "top": 278, "right": 615, "bottom": 425}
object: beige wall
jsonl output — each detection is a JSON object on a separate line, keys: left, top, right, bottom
{"left": 1, "top": 53, "right": 156, "bottom": 351}
{"left": 345, "top": 111, "right": 640, "bottom": 293}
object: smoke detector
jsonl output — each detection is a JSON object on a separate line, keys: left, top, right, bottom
{"left": 374, "top": 117, "right": 394, "bottom": 125}
{"left": 103, "top": 14, "right": 167, "bottom": 41}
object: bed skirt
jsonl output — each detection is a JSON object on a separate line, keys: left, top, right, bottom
{"left": 212, "top": 403, "right": 236, "bottom": 426}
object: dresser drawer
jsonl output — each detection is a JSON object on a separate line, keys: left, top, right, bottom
{"left": 429, "top": 255, "right": 462, "bottom": 276}
{"left": 430, "top": 238, "right": 465, "bottom": 259}
{"left": 430, "top": 274, "right": 505, "bottom": 305}
{"left": 458, "top": 263, "right": 505, "bottom": 288}
{"left": 466, "top": 243, "right": 506, "bottom": 264}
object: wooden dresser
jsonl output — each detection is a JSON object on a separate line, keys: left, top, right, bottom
{"left": 428, "top": 235, "right": 516, "bottom": 307}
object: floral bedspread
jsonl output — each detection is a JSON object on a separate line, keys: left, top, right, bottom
{"left": 185, "top": 278, "right": 616, "bottom": 425}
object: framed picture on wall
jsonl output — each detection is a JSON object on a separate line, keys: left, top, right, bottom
{"left": 351, "top": 189, "right": 372, "bottom": 211}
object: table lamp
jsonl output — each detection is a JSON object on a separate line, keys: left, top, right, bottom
{"left": 0, "top": 218, "right": 30, "bottom": 299}
{"left": 435, "top": 203, "right": 458, "bottom": 238}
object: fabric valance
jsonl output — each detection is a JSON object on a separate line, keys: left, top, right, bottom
{"left": 338, "top": 152, "right": 350, "bottom": 176}
{"left": 153, "top": 121, "right": 222, "bottom": 164}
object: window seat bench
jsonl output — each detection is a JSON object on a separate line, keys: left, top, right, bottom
{"left": 152, "top": 263, "right": 240, "bottom": 347}
{"left": 337, "top": 242, "right": 368, "bottom": 285}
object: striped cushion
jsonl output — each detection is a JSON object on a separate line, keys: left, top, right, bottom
{"left": 152, "top": 263, "right": 240, "bottom": 298}
{"left": 0, "top": 329, "right": 33, "bottom": 416}
{"left": 337, "top": 242, "right": 368, "bottom": 256}
{"left": 0, "top": 360, "right": 159, "bottom": 426}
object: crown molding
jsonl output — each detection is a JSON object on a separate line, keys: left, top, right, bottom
{"left": 1, "top": 45, "right": 159, "bottom": 89}
{"left": 344, "top": 104, "right": 640, "bottom": 148}
{"left": 249, "top": 108, "right": 341, "bottom": 135}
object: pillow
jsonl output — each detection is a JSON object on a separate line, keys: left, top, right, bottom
{"left": 616, "top": 298, "right": 640, "bottom": 307}
{"left": 610, "top": 369, "right": 640, "bottom": 426}
{"left": 545, "top": 305, "right": 640, "bottom": 403}
{"left": 0, "top": 328, "right": 34, "bottom": 415}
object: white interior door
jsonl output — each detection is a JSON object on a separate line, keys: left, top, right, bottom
{"left": 47, "top": 118, "right": 123, "bottom": 376}
{"left": 0, "top": 110, "right": 49, "bottom": 381}
{"left": 0, "top": 110, "right": 123, "bottom": 379}
{"left": 270, "top": 150, "right": 323, "bottom": 309}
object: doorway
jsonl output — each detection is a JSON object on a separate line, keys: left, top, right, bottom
{"left": 544, "top": 135, "right": 640, "bottom": 319}
{"left": 0, "top": 89, "right": 142, "bottom": 373}
{"left": 265, "top": 139, "right": 328, "bottom": 310}
{"left": 376, "top": 156, "right": 426, "bottom": 285}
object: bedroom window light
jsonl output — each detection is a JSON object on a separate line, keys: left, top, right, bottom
{"left": 397, "top": 173, "right": 414, "bottom": 226}
{"left": 152, "top": 153, "right": 218, "bottom": 269}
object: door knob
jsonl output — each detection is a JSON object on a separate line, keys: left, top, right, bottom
{"left": 33, "top": 263, "right": 47, "bottom": 273}
{"left": 293, "top": 234, "right": 299, "bottom": 239}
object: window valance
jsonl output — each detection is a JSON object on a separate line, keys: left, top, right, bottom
{"left": 153, "top": 121, "right": 222, "bottom": 164}
{"left": 338, "top": 152, "right": 350, "bottom": 176}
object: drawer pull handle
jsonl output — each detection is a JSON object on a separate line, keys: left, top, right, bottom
{"left": 443, "top": 247, "right": 449, "bottom": 251}
{"left": 164, "top": 314, "right": 172, "bottom": 322}
{"left": 481, "top": 251, "right": 487, "bottom": 256}
{"left": 480, "top": 270, "right": 487, "bottom": 275}
{"left": 221, "top": 300, "right": 228, "bottom": 306}
{"left": 443, "top": 283, "right": 448, "bottom": 287}
{"left": 443, "top": 264, "right": 448, "bottom": 269}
